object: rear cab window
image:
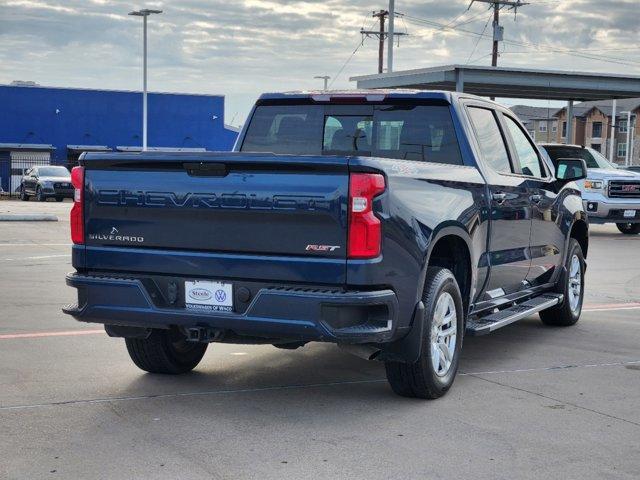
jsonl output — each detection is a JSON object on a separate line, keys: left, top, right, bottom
{"left": 241, "top": 102, "right": 464, "bottom": 165}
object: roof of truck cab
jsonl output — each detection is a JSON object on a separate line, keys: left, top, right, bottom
{"left": 258, "top": 89, "right": 505, "bottom": 106}
{"left": 539, "top": 143, "right": 586, "bottom": 149}
{"left": 259, "top": 90, "right": 451, "bottom": 101}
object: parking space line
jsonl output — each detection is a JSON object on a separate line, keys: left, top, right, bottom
{"left": 459, "top": 360, "right": 640, "bottom": 376}
{"left": 583, "top": 304, "right": 640, "bottom": 312}
{"left": 0, "top": 243, "right": 72, "bottom": 247}
{"left": 0, "top": 330, "right": 104, "bottom": 340}
{"left": 1, "top": 254, "right": 71, "bottom": 261}
{"left": 468, "top": 371, "right": 640, "bottom": 428}
{"left": 1, "top": 359, "right": 638, "bottom": 412}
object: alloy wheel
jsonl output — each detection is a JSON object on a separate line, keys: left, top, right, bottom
{"left": 430, "top": 291, "right": 457, "bottom": 377}
{"left": 567, "top": 254, "right": 582, "bottom": 314}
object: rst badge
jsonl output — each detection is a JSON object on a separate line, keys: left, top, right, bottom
{"left": 306, "top": 244, "right": 341, "bottom": 252}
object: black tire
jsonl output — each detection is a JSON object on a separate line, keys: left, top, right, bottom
{"left": 125, "top": 328, "right": 208, "bottom": 374}
{"left": 55, "top": 197, "right": 64, "bottom": 202}
{"left": 616, "top": 223, "right": 640, "bottom": 235}
{"left": 19, "top": 186, "right": 29, "bottom": 201}
{"left": 36, "top": 186, "right": 46, "bottom": 202}
{"left": 540, "top": 238, "right": 585, "bottom": 327}
{"left": 385, "top": 267, "right": 464, "bottom": 399}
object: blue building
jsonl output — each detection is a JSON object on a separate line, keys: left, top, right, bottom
{"left": 0, "top": 83, "right": 239, "bottom": 193}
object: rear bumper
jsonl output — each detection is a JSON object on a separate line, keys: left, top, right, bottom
{"left": 63, "top": 273, "right": 399, "bottom": 344}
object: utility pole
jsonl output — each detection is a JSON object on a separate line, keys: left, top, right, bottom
{"left": 491, "top": 3, "right": 500, "bottom": 67}
{"left": 361, "top": 10, "right": 387, "bottom": 74}
{"left": 360, "top": 7, "right": 406, "bottom": 74}
{"left": 470, "top": 0, "right": 528, "bottom": 68}
{"left": 387, "top": 0, "right": 395, "bottom": 72}
{"left": 377, "top": 10, "right": 386, "bottom": 74}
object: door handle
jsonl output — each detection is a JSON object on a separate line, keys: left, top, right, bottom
{"left": 492, "top": 192, "right": 507, "bottom": 204}
{"left": 530, "top": 194, "right": 542, "bottom": 203}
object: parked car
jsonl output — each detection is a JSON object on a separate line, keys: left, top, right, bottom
{"left": 627, "top": 166, "right": 640, "bottom": 173}
{"left": 63, "top": 91, "right": 589, "bottom": 399}
{"left": 19, "top": 165, "right": 73, "bottom": 202}
{"left": 540, "top": 144, "right": 640, "bottom": 234}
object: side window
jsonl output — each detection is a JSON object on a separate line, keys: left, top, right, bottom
{"left": 503, "top": 116, "right": 545, "bottom": 178}
{"left": 467, "top": 107, "right": 513, "bottom": 174}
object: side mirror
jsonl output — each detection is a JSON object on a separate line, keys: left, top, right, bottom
{"left": 555, "top": 158, "right": 587, "bottom": 182}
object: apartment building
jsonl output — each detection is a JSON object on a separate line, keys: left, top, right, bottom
{"left": 509, "top": 105, "right": 558, "bottom": 142}
{"left": 553, "top": 99, "right": 640, "bottom": 165}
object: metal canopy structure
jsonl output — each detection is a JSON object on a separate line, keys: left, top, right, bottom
{"left": 0, "top": 143, "right": 55, "bottom": 152}
{"left": 66, "top": 145, "right": 112, "bottom": 153}
{"left": 351, "top": 65, "right": 640, "bottom": 101}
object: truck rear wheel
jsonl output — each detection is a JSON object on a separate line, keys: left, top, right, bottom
{"left": 385, "top": 267, "right": 464, "bottom": 399}
{"left": 125, "top": 328, "right": 208, "bottom": 374}
{"left": 616, "top": 223, "right": 640, "bottom": 235}
{"left": 540, "top": 239, "right": 584, "bottom": 326}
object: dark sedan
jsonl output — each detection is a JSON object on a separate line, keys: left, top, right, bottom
{"left": 19, "top": 166, "right": 73, "bottom": 202}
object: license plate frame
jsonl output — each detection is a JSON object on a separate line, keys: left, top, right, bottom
{"left": 184, "top": 280, "right": 233, "bottom": 312}
{"left": 623, "top": 209, "right": 636, "bottom": 218}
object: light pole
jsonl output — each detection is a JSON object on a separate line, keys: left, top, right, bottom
{"left": 621, "top": 111, "right": 634, "bottom": 167}
{"left": 129, "top": 8, "right": 162, "bottom": 151}
{"left": 314, "top": 75, "right": 330, "bottom": 91}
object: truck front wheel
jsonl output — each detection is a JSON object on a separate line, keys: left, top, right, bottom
{"left": 125, "top": 328, "right": 208, "bottom": 374}
{"left": 385, "top": 267, "right": 464, "bottom": 399}
{"left": 616, "top": 223, "right": 640, "bottom": 235}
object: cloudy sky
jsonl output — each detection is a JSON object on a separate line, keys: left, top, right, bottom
{"left": 1, "top": 0, "right": 639, "bottom": 125}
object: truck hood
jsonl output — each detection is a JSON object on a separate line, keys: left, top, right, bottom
{"left": 585, "top": 168, "right": 640, "bottom": 180}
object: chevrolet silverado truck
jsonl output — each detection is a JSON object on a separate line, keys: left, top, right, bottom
{"left": 63, "top": 91, "right": 589, "bottom": 399}
{"left": 540, "top": 144, "right": 640, "bottom": 235}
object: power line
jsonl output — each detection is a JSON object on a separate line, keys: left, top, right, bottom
{"left": 465, "top": 13, "right": 493, "bottom": 64}
{"left": 399, "top": 13, "right": 640, "bottom": 67}
{"left": 328, "top": 36, "right": 367, "bottom": 89}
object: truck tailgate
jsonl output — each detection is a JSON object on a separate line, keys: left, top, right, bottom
{"left": 82, "top": 153, "right": 349, "bottom": 268}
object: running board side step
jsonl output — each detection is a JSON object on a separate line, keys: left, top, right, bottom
{"left": 466, "top": 293, "right": 563, "bottom": 336}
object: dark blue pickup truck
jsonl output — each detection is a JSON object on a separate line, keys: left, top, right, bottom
{"left": 64, "top": 91, "right": 589, "bottom": 399}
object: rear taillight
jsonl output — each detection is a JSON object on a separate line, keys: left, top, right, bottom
{"left": 348, "top": 173, "right": 385, "bottom": 259}
{"left": 70, "top": 166, "right": 84, "bottom": 244}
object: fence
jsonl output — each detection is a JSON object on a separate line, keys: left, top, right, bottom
{"left": 0, "top": 151, "right": 52, "bottom": 197}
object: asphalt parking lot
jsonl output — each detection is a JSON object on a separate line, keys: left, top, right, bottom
{"left": 1, "top": 199, "right": 639, "bottom": 480}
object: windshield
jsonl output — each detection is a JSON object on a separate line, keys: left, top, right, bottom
{"left": 240, "top": 103, "right": 463, "bottom": 165}
{"left": 37, "top": 166, "right": 69, "bottom": 177}
{"left": 587, "top": 147, "right": 618, "bottom": 169}
{"left": 543, "top": 145, "right": 616, "bottom": 169}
